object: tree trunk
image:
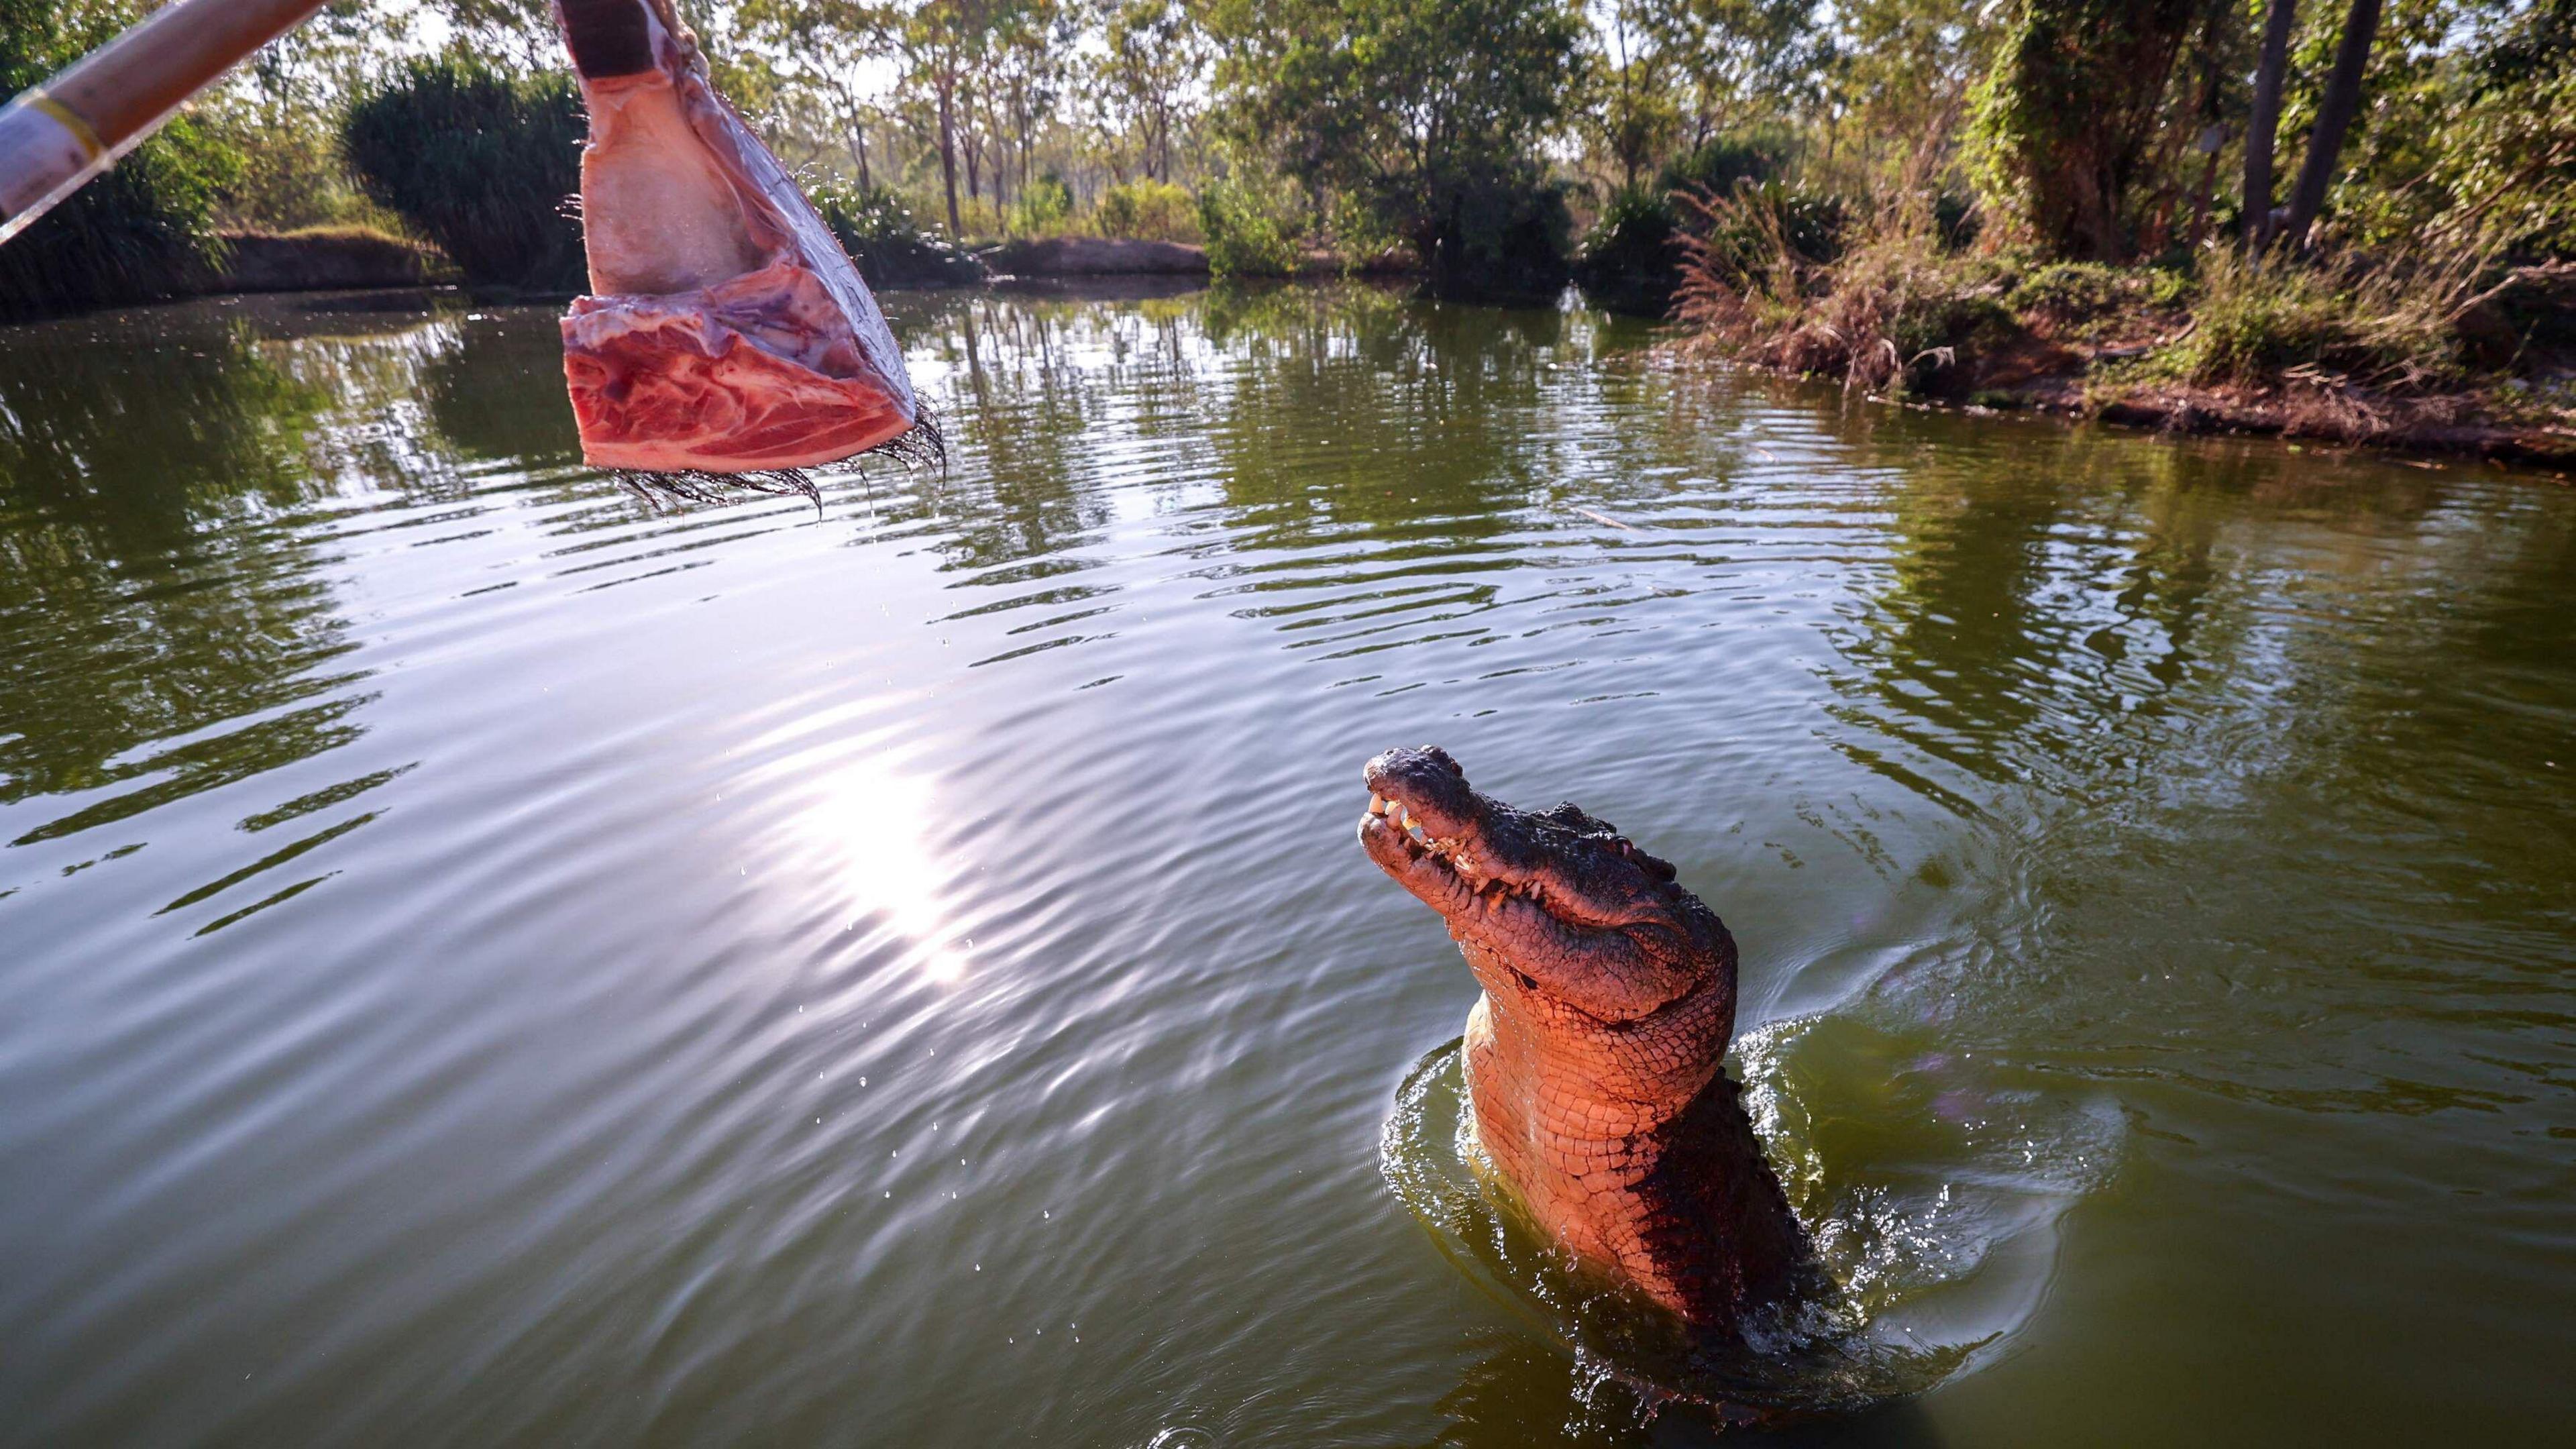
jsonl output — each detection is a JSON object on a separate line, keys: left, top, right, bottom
{"left": 2278, "top": 0, "right": 2382, "bottom": 253}
{"left": 2187, "top": 136, "right": 2222, "bottom": 248}
{"left": 2179, "top": 0, "right": 2232, "bottom": 250}
{"left": 2241, "top": 0, "right": 2298, "bottom": 253}
{"left": 938, "top": 83, "right": 961, "bottom": 235}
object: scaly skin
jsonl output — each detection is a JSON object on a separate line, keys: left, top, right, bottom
{"left": 1359, "top": 747, "right": 1811, "bottom": 1332}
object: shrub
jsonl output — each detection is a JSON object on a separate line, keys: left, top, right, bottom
{"left": 2160, "top": 249, "right": 2459, "bottom": 391}
{"left": 1199, "top": 176, "right": 1300, "bottom": 279}
{"left": 1012, "top": 171, "right": 1073, "bottom": 235}
{"left": 0, "top": 0, "right": 240, "bottom": 319}
{"left": 1573, "top": 186, "right": 1681, "bottom": 317}
{"left": 1678, "top": 192, "right": 2015, "bottom": 398}
{"left": 341, "top": 54, "right": 584, "bottom": 289}
{"left": 2006, "top": 260, "right": 2129, "bottom": 321}
{"left": 1095, "top": 180, "right": 1202, "bottom": 244}
{"left": 808, "top": 181, "right": 986, "bottom": 289}
{"left": 1660, "top": 132, "right": 1790, "bottom": 197}
{"left": 2004, "top": 260, "right": 2190, "bottom": 336}
{"left": 1410, "top": 168, "right": 1574, "bottom": 303}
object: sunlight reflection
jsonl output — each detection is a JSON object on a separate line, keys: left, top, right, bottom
{"left": 778, "top": 741, "right": 969, "bottom": 983}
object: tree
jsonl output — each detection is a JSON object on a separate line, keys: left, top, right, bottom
{"left": 439, "top": 0, "right": 559, "bottom": 69}
{"left": 991, "top": 0, "right": 1077, "bottom": 203}
{"left": 891, "top": 0, "right": 1000, "bottom": 234}
{"left": 2242, "top": 0, "right": 2298, "bottom": 252}
{"left": 1589, "top": 0, "right": 1681, "bottom": 194}
{"left": 1964, "top": 0, "right": 2204, "bottom": 260}
{"left": 1643, "top": 0, "right": 1821, "bottom": 151}
{"left": 2275, "top": 0, "right": 2382, "bottom": 252}
{"left": 1095, "top": 0, "right": 1210, "bottom": 184}
{"left": 1218, "top": 0, "right": 1582, "bottom": 273}
{"left": 1807, "top": 0, "right": 1991, "bottom": 203}
{"left": 741, "top": 1, "right": 899, "bottom": 189}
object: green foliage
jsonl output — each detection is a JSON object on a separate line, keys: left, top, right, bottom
{"left": 1198, "top": 174, "right": 1301, "bottom": 278}
{"left": 1962, "top": 0, "right": 2204, "bottom": 260}
{"left": 2006, "top": 260, "right": 2189, "bottom": 325}
{"left": 2406, "top": 0, "right": 2576, "bottom": 260}
{"left": 340, "top": 54, "right": 584, "bottom": 289}
{"left": 1095, "top": 180, "right": 1203, "bottom": 243}
{"left": 2157, "top": 248, "right": 2459, "bottom": 390}
{"left": 1216, "top": 0, "right": 1584, "bottom": 294}
{"left": 1574, "top": 187, "right": 1682, "bottom": 317}
{"left": 0, "top": 0, "right": 241, "bottom": 319}
{"left": 808, "top": 180, "right": 988, "bottom": 288}
{"left": 1418, "top": 170, "right": 1576, "bottom": 301}
{"left": 200, "top": 97, "right": 396, "bottom": 235}
{"left": 1013, "top": 171, "right": 1075, "bottom": 234}
{"left": 1660, "top": 132, "right": 1789, "bottom": 197}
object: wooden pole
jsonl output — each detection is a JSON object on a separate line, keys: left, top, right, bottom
{"left": 0, "top": 0, "right": 334, "bottom": 244}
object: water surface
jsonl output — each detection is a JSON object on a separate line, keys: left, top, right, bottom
{"left": 1, "top": 284, "right": 2570, "bottom": 1446}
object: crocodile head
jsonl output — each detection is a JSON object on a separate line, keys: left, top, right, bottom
{"left": 1357, "top": 745, "right": 1733, "bottom": 1027}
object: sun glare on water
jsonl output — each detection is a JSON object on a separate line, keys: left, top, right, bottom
{"left": 755, "top": 727, "right": 971, "bottom": 983}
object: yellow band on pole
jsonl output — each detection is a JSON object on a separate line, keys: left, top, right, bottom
{"left": 0, "top": 0, "right": 333, "bottom": 242}
{"left": 21, "top": 89, "right": 105, "bottom": 164}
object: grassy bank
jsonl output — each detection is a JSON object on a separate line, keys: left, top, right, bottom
{"left": 1670, "top": 194, "right": 2576, "bottom": 468}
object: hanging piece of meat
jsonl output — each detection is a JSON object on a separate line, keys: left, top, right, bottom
{"left": 551, "top": 0, "right": 923, "bottom": 475}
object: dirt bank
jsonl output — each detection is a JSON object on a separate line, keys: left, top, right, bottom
{"left": 210, "top": 229, "right": 452, "bottom": 294}
{"left": 981, "top": 237, "right": 1210, "bottom": 277}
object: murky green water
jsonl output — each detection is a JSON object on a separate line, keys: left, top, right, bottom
{"left": 1, "top": 283, "right": 2570, "bottom": 1447}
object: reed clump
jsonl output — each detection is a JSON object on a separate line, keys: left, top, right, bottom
{"left": 340, "top": 55, "right": 585, "bottom": 292}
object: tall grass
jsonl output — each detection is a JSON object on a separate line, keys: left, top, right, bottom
{"left": 1674, "top": 180, "right": 2012, "bottom": 396}
{"left": 341, "top": 56, "right": 584, "bottom": 290}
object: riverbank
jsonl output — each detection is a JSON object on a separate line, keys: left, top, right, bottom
{"left": 1671, "top": 249, "right": 2576, "bottom": 471}
{"left": 1998, "top": 369, "right": 2576, "bottom": 468}
{"left": 0, "top": 226, "right": 448, "bottom": 321}
{"left": 211, "top": 228, "right": 451, "bottom": 294}
{"left": 973, "top": 235, "right": 1421, "bottom": 282}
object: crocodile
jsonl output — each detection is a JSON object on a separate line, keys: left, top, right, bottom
{"left": 1358, "top": 746, "right": 1812, "bottom": 1334}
